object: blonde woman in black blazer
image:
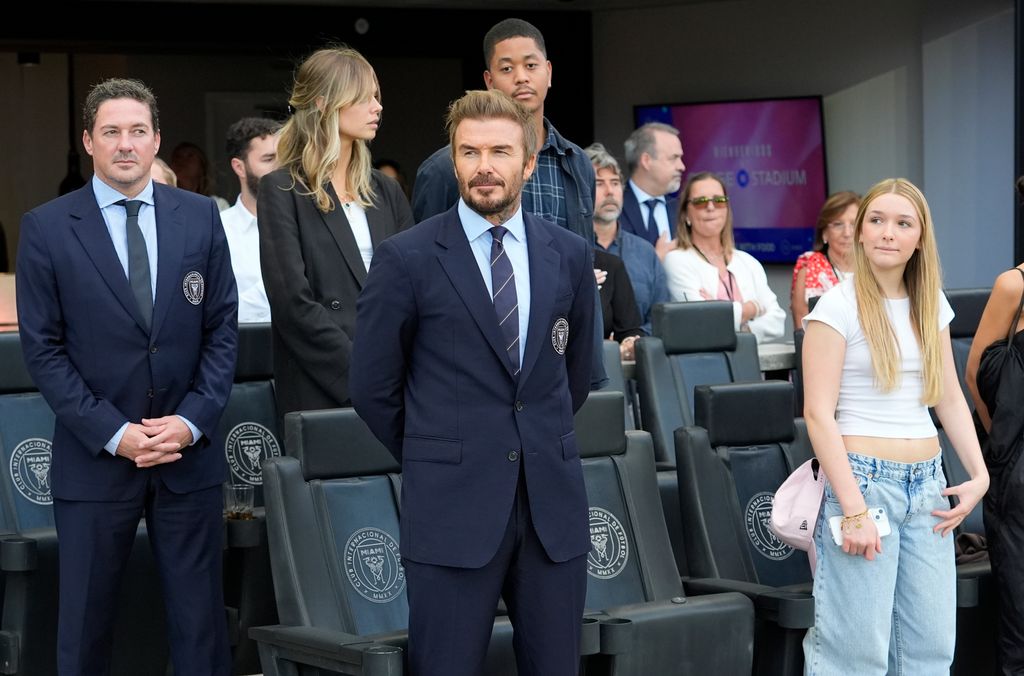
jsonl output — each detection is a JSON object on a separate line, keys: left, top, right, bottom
{"left": 259, "top": 47, "right": 412, "bottom": 416}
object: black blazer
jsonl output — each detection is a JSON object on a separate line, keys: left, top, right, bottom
{"left": 593, "top": 249, "right": 644, "bottom": 342}
{"left": 258, "top": 167, "right": 413, "bottom": 416}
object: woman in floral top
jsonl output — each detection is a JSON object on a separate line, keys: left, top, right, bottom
{"left": 790, "top": 191, "right": 860, "bottom": 330}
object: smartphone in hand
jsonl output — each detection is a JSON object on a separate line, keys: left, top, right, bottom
{"left": 829, "top": 507, "right": 891, "bottom": 546}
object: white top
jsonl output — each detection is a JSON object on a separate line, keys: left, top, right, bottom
{"left": 663, "top": 246, "right": 786, "bottom": 343}
{"left": 220, "top": 198, "right": 270, "bottom": 323}
{"left": 342, "top": 201, "right": 374, "bottom": 272}
{"left": 803, "top": 278, "right": 954, "bottom": 439}
{"left": 628, "top": 180, "right": 671, "bottom": 239}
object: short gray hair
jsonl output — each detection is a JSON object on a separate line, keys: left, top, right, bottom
{"left": 584, "top": 143, "right": 621, "bottom": 179}
{"left": 624, "top": 122, "right": 679, "bottom": 176}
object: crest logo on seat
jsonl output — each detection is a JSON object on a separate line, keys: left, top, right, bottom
{"left": 745, "top": 492, "right": 794, "bottom": 560}
{"left": 10, "top": 438, "right": 52, "bottom": 505}
{"left": 344, "top": 528, "right": 405, "bottom": 603}
{"left": 587, "top": 507, "right": 629, "bottom": 579}
{"left": 225, "top": 422, "right": 281, "bottom": 485}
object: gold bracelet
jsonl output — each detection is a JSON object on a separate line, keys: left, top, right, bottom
{"left": 841, "top": 509, "right": 869, "bottom": 533}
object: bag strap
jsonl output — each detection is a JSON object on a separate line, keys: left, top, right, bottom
{"left": 1005, "top": 267, "right": 1024, "bottom": 343}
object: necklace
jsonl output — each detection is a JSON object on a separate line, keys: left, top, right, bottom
{"left": 827, "top": 251, "right": 851, "bottom": 282}
{"left": 694, "top": 245, "right": 726, "bottom": 266}
{"left": 694, "top": 245, "right": 735, "bottom": 300}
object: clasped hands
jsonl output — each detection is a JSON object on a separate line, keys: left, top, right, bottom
{"left": 115, "top": 416, "right": 194, "bottom": 468}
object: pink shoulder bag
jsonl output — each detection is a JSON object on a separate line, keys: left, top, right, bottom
{"left": 770, "top": 458, "right": 825, "bottom": 573}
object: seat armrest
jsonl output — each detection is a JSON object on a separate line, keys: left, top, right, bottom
{"left": 595, "top": 594, "right": 754, "bottom": 673}
{"left": 225, "top": 514, "right": 263, "bottom": 549}
{"left": 249, "top": 625, "right": 402, "bottom": 675}
{"left": 0, "top": 537, "right": 37, "bottom": 572}
{"left": 684, "top": 577, "right": 814, "bottom": 629}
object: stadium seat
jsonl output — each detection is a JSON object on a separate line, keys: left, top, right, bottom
{"left": 575, "top": 390, "right": 755, "bottom": 675}
{"left": 0, "top": 332, "right": 169, "bottom": 675}
{"left": 253, "top": 408, "right": 530, "bottom": 675}
{"left": 634, "top": 301, "right": 762, "bottom": 572}
{"left": 218, "top": 322, "right": 280, "bottom": 674}
{"left": 674, "top": 381, "right": 814, "bottom": 676}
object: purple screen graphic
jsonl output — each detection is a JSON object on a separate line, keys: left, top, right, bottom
{"left": 635, "top": 97, "right": 826, "bottom": 263}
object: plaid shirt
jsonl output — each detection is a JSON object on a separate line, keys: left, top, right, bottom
{"left": 521, "top": 124, "right": 567, "bottom": 228}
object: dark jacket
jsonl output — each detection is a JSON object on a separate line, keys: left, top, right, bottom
{"left": 594, "top": 249, "right": 644, "bottom": 342}
{"left": 619, "top": 185, "right": 680, "bottom": 247}
{"left": 258, "top": 167, "right": 413, "bottom": 416}
{"left": 350, "top": 205, "right": 596, "bottom": 567}
{"left": 411, "top": 118, "right": 596, "bottom": 241}
{"left": 17, "top": 183, "right": 238, "bottom": 500}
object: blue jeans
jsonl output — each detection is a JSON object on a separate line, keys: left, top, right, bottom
{"left": 803, "top": 452, "right": 956, "bottom": 675}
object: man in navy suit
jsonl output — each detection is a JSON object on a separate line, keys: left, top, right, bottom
{"left": 619, "top": 122, "right": 685, "bottom": 258}
{"left": 16, "top": 78, "right": 237, "bottom": 676}
{"left": 351, "top": 90, "right": 595, "bottom": 675}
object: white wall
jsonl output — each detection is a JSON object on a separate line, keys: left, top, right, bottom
{"left": 923, "top": 9, "right": 1016, "bottom": 288}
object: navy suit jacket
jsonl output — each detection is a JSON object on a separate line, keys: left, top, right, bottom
{"left": 17, "top": 182, "right": 238, "bottom": 501}
{"left": 351, "top": 206, "right": 595, "bottom": 569}
{"left": 618, "top": 185, "right": 680, "bottom": 246}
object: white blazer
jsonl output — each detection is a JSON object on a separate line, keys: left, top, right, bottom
{"left": 663, "top": 246, "right": 786, "bottom": 343}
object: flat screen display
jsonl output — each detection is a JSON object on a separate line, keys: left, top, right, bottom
{"left": 635, "top": 97, "right": 827, "bottom": 263}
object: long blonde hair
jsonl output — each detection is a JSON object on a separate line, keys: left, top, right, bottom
{"left": 276, "top": 47, "right": 379, "bottom": 212}
{"left": 674, "top": 172, "right": 735, "bottom": 257}
{"left": 853, "top": 178, "right": 944, "bottom": 404}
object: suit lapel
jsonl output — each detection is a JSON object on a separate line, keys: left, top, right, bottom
{"left": 69, "top": 186, "right": 150, "bottom": 334}
{"left": 366, "top": 174, "right": 388, "bottom": 249}
{"left": 435, "top": 209, "right": 516, "bottom": 379}
{"left": 320, "top": 184, "right": 367, "bottom": 288}
{"left": 622, "top": 189, "right": 644, "bottom": 237}
{"left": 518, "top": 215, "right": 559, "bottom": 388}
{"left": 150, "top": 184, "right": 186, "bottom": 337}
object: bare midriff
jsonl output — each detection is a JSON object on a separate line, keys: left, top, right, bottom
{"left": 842, "top": 435, "right": 941, "bottom": 463}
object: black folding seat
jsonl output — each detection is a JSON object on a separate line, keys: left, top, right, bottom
{"left": 939, "top": 288, "right": 996, "bottom": 675}
{"left": 674, "top": 381, "right": 814, "bottom": 675}
{"left": 218, "top": 322, "right": 281, "bottom": 674}
{"left": 634, "top": 301, "right": 762, "bottom": 571}
{"left": 600, "top": 339, "right": 638, "bottom": 430}
{"left": 253, "top": 408, "right": 530, "bottom": 675}
{"left": 0, "top": 332, "right": 169, "bottom": 675}
{"left": 575, "top": 390, "right": 755, "bottom": 675}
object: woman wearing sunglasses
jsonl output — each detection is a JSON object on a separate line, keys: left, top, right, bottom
{"left": 663, "top": 171, "right": 786, "bottom": 342}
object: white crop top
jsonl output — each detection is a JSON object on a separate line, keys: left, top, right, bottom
{"left": 802, "top": 279, "right": 954, "bottom": 439}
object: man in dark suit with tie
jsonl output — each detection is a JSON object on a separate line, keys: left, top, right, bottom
{"left": 16, "top": 78, "right": 237, "bottom": 676}
{"left": 619, "top": 122, "right": 686, "bottom": 258}
{"left": 351, "top": 90, "right": 596, "bottom": 675}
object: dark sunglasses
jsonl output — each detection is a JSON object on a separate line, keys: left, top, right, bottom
{"left": 687, "top": 195, "right": 729, "bottom": 208}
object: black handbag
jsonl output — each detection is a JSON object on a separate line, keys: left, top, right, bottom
{"left": 977, "top": 267, "right": 1024, "bottom": 474}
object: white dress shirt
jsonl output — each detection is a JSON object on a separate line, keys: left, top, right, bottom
{"left": 629, "top": 180, "right": 671, "bottom": 239}
{"left": 220, "top": 197, "right": 271, "bottom": 323}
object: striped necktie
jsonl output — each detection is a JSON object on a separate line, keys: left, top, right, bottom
{"left": 489, "top": 226, "right": 520, "bottom": 375}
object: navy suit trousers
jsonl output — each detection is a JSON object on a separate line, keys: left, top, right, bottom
{"left": 403, "top": 471, "right": 587, "bottom": 676}
{"left": 53, "top": 474, "right": 230, "bottom": 676}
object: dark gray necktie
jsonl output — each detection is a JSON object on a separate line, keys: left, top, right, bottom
{"left": 643, "top": 198, "right": 660, "bottom": 236}
{"left": 116, "top": 199, "right": 152, "bottom": 331}
{"left": 489, "top": 226, "right": 520, "bottom": 376}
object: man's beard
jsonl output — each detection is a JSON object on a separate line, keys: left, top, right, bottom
{"left": 245, "top": 167, "right": 260, "bottom": 199}
{"left": 594, "top": 200, "right": 622, "bottom": 224}
{"left": 460, "top": 172, "right": 523, "bottom": 218}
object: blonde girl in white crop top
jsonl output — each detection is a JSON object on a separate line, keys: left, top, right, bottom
{"left": 801, "top": 179, "right": 989, "bottom": 673}
{"left": 803, "top": 178, "right": 988, "bottom": 558}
